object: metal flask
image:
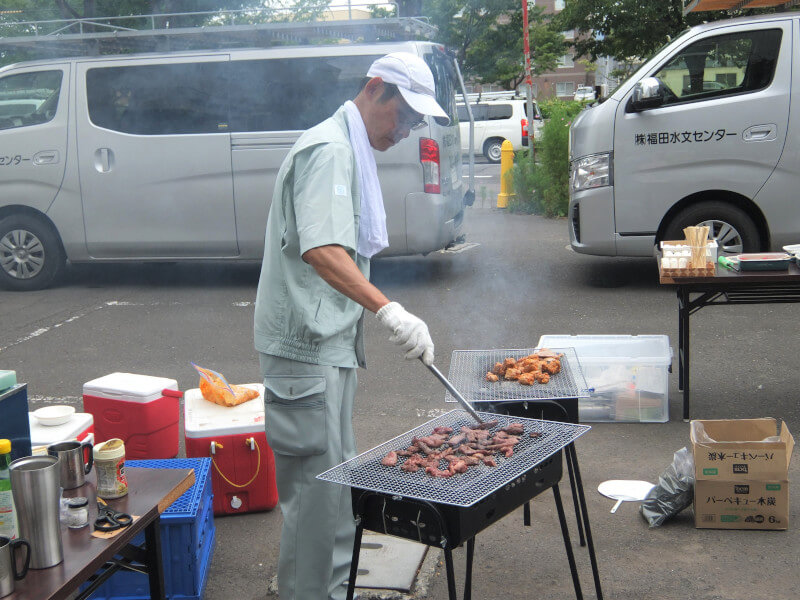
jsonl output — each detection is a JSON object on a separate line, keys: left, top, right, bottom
{"left": 9, "top": 455, "right": 64, "bottom": 569}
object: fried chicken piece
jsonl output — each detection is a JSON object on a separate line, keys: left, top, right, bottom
{"left": 535, "top": 348, "right": 563, "bottom": 359}
{"left": 533, "top": 371, "right": 550, "bottom": 384}
{"left": 504, "top": 367, "right": 522, "bottom": 381}
{"left": 492, "top": 362, "right": 507, "bottom": 376}
{"left": 518, "top": 372, "right": 536, "bottom": 386}
{"left": 517, "top": 358, "right": 541, "bottom": 373}
{"left": 482, "top": 456, "right": 497, "bottom": 467}
{"left": 485, "top": 371, "right": 499, "bottom": 382}
{"left": 432, "top": 426, "right": 453, "bottom": 435}
{"left": 503, "top": 357, "right": 517, "bottom": 370}
{"left": 381, "top": 451, "right": 398, "bottom": 467}
{"left": 541, "top": 358, "right": 561, "bottom": 375}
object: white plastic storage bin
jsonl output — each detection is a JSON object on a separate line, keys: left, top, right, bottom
{"left": 537, "top": 335, "right": 673, "bottom": 423}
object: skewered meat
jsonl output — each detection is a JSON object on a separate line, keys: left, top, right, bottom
{"left": 381, "top": 451, "right": 398, "bottom": 467}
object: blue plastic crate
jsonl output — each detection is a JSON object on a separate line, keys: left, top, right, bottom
{"left": 84, "top": 457, "right": 215, "bottom": 600}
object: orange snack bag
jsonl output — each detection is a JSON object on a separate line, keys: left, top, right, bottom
{"left": 192, "top": 363, "right": 259, "bottom": 407}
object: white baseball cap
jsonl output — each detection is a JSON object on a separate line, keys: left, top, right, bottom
{"left": 367, "top": 52, "right": 450, "bottom": 123}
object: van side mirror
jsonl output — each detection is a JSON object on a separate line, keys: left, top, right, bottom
{"left": 627, "top": 77, "right": 665, "bottom": 112}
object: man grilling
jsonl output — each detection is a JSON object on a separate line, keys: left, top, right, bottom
{"left": 254, "top": 52, "right": 449, "bottom": 600}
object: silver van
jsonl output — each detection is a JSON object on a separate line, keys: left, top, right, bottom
{"left": 0, "top": 41, "right": 464, "bottom": 290}
{"left": 569, "top": 13, "right": 799, "bottom": 257}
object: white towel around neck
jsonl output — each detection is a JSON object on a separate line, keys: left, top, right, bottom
{"left": 344, "top": 100, "right": 388, "bottom": 259}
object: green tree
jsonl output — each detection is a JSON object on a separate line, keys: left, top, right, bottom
{"left": 422, "top": 0, "right": 565, "bottom": 88}
{"left": 555, "top": 0, "right": 786, "bottom": 63}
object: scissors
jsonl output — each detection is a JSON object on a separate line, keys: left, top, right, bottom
{"left": 94, "top": 497, "right": 133, "bottom": 532}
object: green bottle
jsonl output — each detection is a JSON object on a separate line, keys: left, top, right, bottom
{"left": 0, "top": 439, "right": 17, "bottom": 539}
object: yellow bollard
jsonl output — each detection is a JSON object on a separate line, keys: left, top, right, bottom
{"left": 496, "top": 140, "right": 515, "bottom": 208}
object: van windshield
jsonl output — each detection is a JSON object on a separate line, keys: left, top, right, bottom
{"left": 425, "top": 47, "right": 458, "bottom": 126}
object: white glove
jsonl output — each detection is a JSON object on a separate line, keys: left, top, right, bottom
{"left": 376, "top": 302, "right": 435, "bottom": 366}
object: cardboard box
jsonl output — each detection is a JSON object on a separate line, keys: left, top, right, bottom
{"left": 690, "top": 418, "right": 794, "bottom": 480}
{"left": 694, "top": 479, "right": 789, "bottom": 530}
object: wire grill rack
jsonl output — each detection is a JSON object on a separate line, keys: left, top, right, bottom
{"left": 317, "top": 410, "right": 590, "bottom": 507}
{"left": 444, "top": 347, "right": 590, "bottom": 403}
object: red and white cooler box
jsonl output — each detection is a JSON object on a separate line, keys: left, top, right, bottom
{"left": 82, "top": 372, "right": 182, "bottom": 459}
{"left": 29, "top": 412, "right": 94, "bottom": 455}
{"left": 184, "top": 384, "right": 278, "bottom": 516}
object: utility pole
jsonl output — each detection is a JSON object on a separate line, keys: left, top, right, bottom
{"left": 522, "top": 0, "right": 535, "bottom": 161}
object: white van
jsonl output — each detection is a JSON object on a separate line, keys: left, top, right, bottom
{"left": 569, "top": 13, "right": 799, "bottom": 257}
{"left": 0, "top": 41, "right": 465, "bottom": 290}
{"left": 456, "top": 93, "right": 542, "bottom": 162}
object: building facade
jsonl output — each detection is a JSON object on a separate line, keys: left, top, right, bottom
{"left": 530, "top": 0, "right": 595, "bottom": 99}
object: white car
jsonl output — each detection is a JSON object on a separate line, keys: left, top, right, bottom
{"left": 456, "top": 95, "right": 543, "bottom": 163}
{"left": 574, "top": 86, "right": 597, "bottom": 101}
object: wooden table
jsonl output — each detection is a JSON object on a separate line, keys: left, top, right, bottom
{"left": 9, "top": 466, "right": 195, "bottom": 600}
{"left": 658, "top": 258, "right": 800, "bottom": 420}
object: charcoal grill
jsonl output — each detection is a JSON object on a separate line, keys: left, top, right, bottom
{"left": 443, "top": 348, "right": 603, "bottom": 600}
{"left": 317, "top": 410, "right": 591, "bottom": 600}
{"left": 444, "top": 348, "right": 590, "bottom": 408}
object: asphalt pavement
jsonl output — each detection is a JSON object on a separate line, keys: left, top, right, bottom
{"left": 1, "top": 160, "right": 799, "bottom": 600}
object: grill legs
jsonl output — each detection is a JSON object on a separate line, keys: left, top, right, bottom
{"left": 565, "top": 445, "right": 586, "bottom": 546}
{"left": 566, "top": 443, "right": 604, "bottom": 600}
{"left": 553, "top": 483, "right": 584, "bottom": 600}
{"left": 345, "top": 521, "right": 363, "bottom": 600}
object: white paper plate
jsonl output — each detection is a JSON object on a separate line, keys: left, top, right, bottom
{"left": 782, "top": 244, "right": 800, "bottom": 257}
{"left": 32, "top": 405, "right": 76, "bottom": 427}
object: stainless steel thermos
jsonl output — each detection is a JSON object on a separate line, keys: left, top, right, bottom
{"left": 9, "top": 455, "right": 63, "bottom": 569}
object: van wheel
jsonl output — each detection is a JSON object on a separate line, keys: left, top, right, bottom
{"left": 0, "top": 215, "right": 66, "bottom": 291}
{"left": 663, "top": 201, "right": 761, "bottom": 254}
{"left": 484, "top": 139, "right": 504, "bottom": 163}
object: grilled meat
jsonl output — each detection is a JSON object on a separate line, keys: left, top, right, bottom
{"left": 381, "top": 451, "right": 398, "bottom": 467}
{"left": 501, "top": 423, "right": 525, "bottom": 436}
{"left": 382, "top": 420, "right": 541, "bottom": 478}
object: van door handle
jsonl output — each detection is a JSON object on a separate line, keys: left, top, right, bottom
{"left": 33, "top": 150, "right": 59, "bottom": 165}
{"left": 742, "top": 124, "right": 777, "bottom": 142}
{"left": 93, "top": 148, "right": 114, "bottom": 173}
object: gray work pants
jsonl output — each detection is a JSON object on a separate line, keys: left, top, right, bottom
{"left": 259, "top": 353, "right": 357, "bottom": 600}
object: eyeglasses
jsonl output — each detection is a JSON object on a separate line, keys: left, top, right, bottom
{"left": 396, "top": 108, "right": 427, "bottom": 131}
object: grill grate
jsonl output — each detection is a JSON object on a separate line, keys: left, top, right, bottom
{"left": 444, "top": 347, "right": 590, "bottom": 403}
{"left": 317, "top": 410, "right": 589, "bottom": 507}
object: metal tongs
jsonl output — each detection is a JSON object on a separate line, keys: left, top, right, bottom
{"left": 421, "top": 359, "right": 484, "bottom": 425}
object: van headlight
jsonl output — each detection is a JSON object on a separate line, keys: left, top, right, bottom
{"left": 570, "top": 153, "right": 611, "bottom": 192}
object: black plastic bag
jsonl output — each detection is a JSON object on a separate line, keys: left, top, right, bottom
{"left": 640, "top": 447, "right": 694, "bottom": 527}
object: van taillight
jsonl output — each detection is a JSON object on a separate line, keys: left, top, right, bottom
{"left": 521, "top": 118, "right": 528, "bottom": 137}
{"left": 419, "top": 138, "right": 440, "bottom": 194}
